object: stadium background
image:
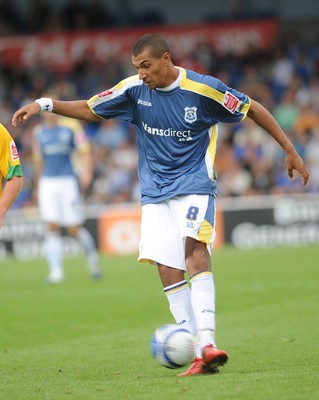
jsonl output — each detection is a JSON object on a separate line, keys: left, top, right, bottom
{"left": 1, "top": 0, "right": 319, "bottom": 259}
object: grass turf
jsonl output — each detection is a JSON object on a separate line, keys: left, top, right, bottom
{"left": 0, "top": 245, "right": 318, "bottom": 400}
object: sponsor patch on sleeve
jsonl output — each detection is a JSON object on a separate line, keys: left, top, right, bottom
{"left": 98, "top": 89, "right": 114, "bottom": 98}
{"left": 222, "top": 91, "right": 241, "bottom": 114}
{"left": 10, "top": 140, "right": 20, "bottom": 161}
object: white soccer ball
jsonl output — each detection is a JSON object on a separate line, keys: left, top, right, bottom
{"left": 151, "top": 324, "right": 195, "bottom": 369}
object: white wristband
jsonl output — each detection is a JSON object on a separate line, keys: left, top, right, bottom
{"left": 35, "top": 97, "right": 53, "bottom": 112}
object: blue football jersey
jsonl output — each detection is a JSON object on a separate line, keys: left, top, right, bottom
{"left": 88, "top": 67, "right": 251, "bottom": 205}
{"left": 33, "top": 117, "right": 90, "bottom": 177}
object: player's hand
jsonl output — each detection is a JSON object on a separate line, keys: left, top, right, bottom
{"left": 286, "top": 150, "right": 310, "bottom": 186}
{"left": 12, "top": 102, "right": 41, "bottom": 126}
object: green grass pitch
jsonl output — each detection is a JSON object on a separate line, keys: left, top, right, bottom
{"left": 0, "top": 245, "right": 318, "bottom": 400}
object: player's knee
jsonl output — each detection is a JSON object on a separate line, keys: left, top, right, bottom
{"left": 157, "top": 263, "right": 185, "bottom": 287}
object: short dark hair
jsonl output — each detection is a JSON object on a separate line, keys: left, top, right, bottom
{"left": 132, "top": 34, "right": 169, "bottom": 58}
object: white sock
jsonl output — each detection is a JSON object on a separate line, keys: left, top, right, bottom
{"left": 164, "top": 280, "right": 197, "bottom": 335}
{"left": 190, "top": 271, "right": 217, "bottom": 349}
{"left": 45, "top": 231, "right": 63, "bottom": 276}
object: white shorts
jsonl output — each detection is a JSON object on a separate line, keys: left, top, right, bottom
{"left": 38, "top": 176, "right": 84, "bottom": 226}
{"left": 138, "top": 194, "right": 216, "bottom": 270}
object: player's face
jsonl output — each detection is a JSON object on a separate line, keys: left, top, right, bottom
{"left": 132, "top": 48, "right": 171, "bottom": 89}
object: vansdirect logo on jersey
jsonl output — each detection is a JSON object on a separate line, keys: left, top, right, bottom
{"left": 10, "top": 140, "right": 19, "bottom": 161}
{"left": 142, "top": 122, "right": 192, "bottom": 141}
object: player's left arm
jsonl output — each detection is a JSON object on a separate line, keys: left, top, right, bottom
{"left": 247, "top": 99, "right": 309, "bottom": 186}
{"left": 0, "top": 175, "right": 24, "bottom": 228}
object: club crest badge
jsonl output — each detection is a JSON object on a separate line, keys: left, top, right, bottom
{"left": 184, "top": 107, "right": 197, "bottom": 123}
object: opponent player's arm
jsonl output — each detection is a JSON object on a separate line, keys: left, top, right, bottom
{"left": 12, "top": 100, "right": 100, "bottom": 126}
{"left": 247, "top": 99, "right": 309, "bottom": 186}
{"left": 0, "top": 175, "right": 23, "bottom": 228}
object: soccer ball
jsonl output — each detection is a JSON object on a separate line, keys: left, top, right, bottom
{"left": 151, "top": 324, "right": 195, "bottom": 369}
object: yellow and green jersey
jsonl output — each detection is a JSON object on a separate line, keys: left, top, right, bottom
{"left": 0, "top": 123, "right": 23, "bottom": 196}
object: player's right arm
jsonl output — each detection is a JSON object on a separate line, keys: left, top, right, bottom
{"left": 0, "top": 176, "right": 23, "bottom": 228}
{"left": 12, "top": 100, "right": 100, "bottom": 126}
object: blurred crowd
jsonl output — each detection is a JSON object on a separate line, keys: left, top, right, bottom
{"left": 0, "top": 0, "right": 165, "bottom": 35}
{"left": 1, "top": 20, "right": 319, "bottom": 208}
{"left": 0, "top": 0, "right": 274, "bottom": 36}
